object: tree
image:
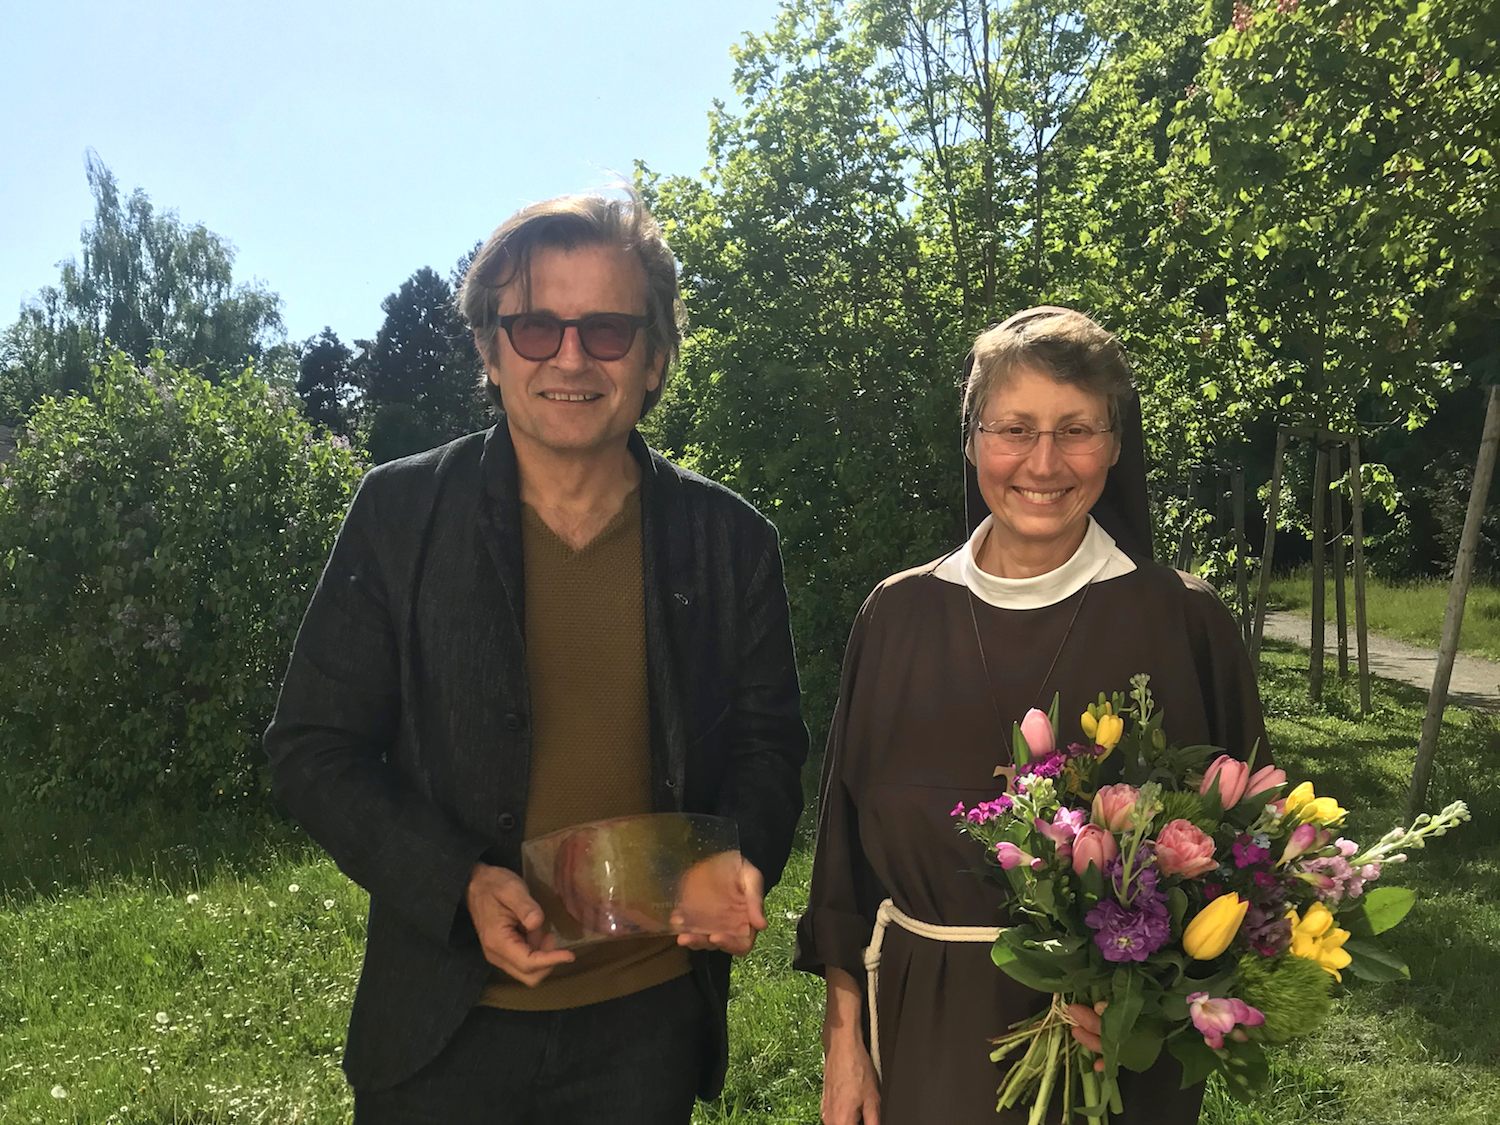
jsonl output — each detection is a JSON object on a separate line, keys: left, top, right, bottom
{"left": 646, "top": 0, "right": 958, "bottom": 719}
{"left": 0, "top": 351, "right": 363, "bottom": 810}
{"left": 359, "top": 265, "right": 488, "bottom": 463}
{"left": 0, "top": 154, "right": 283, "bottom": 423}
{"left": 296, "top": 327, "right": 358, "bottom": 436}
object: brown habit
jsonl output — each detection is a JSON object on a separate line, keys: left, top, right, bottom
{"left": 794, "top": 553, "right": 1268, "bottom": 1123}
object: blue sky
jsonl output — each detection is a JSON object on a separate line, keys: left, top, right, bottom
{"left": 0, "top": 0, "right": 786, "bottom": 346}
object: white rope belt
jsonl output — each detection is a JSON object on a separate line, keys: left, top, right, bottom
{"left": 861, "top": 898, "right": 1005, "bottom": 1079}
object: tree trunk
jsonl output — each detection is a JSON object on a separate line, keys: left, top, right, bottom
{"left": 1251, "top": 428, "right": 1289, "bottom": 667}
{"left": 1309, "top": 441, "right": 1329, "bottom": 702}
{"left": 1410, "top": 384, "right": 1500, "bottom": 815}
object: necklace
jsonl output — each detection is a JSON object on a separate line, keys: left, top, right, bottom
{"left": 965, "top": 581, "right": 1091, "bottom": 779}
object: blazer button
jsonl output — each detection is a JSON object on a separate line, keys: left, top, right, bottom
{"left": 498, "top": 813, "right": 517, "bottom": 832}
{"left": 503, "top": 712, "right": 526, "bottom": 732}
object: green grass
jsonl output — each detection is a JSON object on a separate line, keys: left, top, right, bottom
{"left": 1268, "top": 568, "right": 1500, "bottom": 662}
{"left": 3, "top": 645, "right": 1497, "bottom": 1123}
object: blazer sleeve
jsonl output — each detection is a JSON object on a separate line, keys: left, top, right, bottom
{"left": 793, "top": 594, "right": 888, "bottom": 978}
{"left": 713, "top": 519, "right": 809, "bottom": 891}
{"left": 263, "top": 471, "right": 491, "bottom": 948}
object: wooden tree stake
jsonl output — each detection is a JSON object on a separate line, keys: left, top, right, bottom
{"left": 1309, "top": 441, "right": 1329, "bottom": 702}
{"left": 1348, "top": 435, "right": 1372, "bottom": 714}
{"left": 1251, "top": 429, "right": 1289, "bottom": 666}
{"left": 1410, "top": 384, "right": 1500, "bottom": 816}
{"left": 1233, "top": 465, "right": 1249, "bottom": 644}
{"left": 1330, "top": 442, "right": 1349, "bottom": 677}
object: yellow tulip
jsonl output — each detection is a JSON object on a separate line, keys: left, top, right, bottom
{"left": 1287, "top": 903, "right": 1352, "bottom": 981}
{"left": 1183, "top": 893, "right": 1250, "bottom": 960}
{"left": 1284, "top": 782, "right": 1347, "bottom": 826}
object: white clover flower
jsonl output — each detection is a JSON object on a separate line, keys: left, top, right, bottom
{"left": 287, "top": 884, "right": 300, "bottom": 893}
{"left": 155, "top": 1012, "right": 169, "bottom": 1025}
{"left": 323, "top": 899, "right": 335, "bottom": 910}
{"left": 50, "top": 1086, "right": 67, "bottom": 1099}
{"left": 185, "top": 893, "right": 200, "bottom": 905}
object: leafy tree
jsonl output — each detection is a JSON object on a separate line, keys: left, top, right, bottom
{"left": 0, "top": 154, "right": 283, "bottom": 424}
{"left": 646, "top": 0, "right": 959, "bottom": 720}
{"left": 359, "top": 265, "right": 487, "bottom": 463}
{"left": 296, "top": 327, "right": 359, "bottom": 436}
{"left": 0, "top": 352, "right": 363, "bottom": 810}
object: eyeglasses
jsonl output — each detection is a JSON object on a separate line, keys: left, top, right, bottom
{"left": 975, "top": 420, "right": 1115, "bottom": 456}
{"left": 498, "top": 312, "right": 649, "bottom": 362}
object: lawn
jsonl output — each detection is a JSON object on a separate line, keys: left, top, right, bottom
{"left": 1268, "top": 569, "right": 1500, "bottom": 662}
{"left": 2, "top": 644, "right": 1496, "bottom": 1124}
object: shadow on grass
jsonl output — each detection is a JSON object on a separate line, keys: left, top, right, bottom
{"left": 0, "top": 794, "right": 315, "bottom": 904}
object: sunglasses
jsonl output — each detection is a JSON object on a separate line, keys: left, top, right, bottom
{"left": 497, "top": 312, "right": 649, "bottom": 362}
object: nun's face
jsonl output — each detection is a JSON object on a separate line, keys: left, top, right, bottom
{"left": 971, "top": 366, "right": 1120, "bottom": 578}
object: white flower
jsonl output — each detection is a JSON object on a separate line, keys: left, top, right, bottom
{"left": 185, "top": 893, "right": 200, "bottom": 905}
{"left": 323, "top": 899, "right": 336, "bottom": 910}
{"left": 155, "top": 1011, "right": 169, "bottom": 1025}
{"left": 50, "top": 1086, "right": 67, "bottom": 1099}
{"left": 287, "top": 884, "right": 300, "bottom": 893}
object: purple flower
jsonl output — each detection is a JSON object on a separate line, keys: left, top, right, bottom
{"left": 1085, "top": 897, "right": 1171, "bottom": 962}
{"left": 1019, "top": 751, "right": 1065, "bottom": 780}
{"left": 1299, "top": 854, "right": 1370, "bottom": 905}
{"left": 1232, "top": 834, "right": 1271, "bottom": 869}
{"left": 1188, "top": 992, "right": 1265, "bottom": 1049}
{"left": 1242, "top": 902, "right": 1292, "bottom": 957}
{"left": 1107, "top": 848, "right": 1159, "bottom": 903}
{"left": 965, "top": 796, "right": 1015, "bottom": 825}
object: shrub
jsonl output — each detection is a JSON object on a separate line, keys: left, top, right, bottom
{"left": 0, "top": 352, "right": 364, "bottom": 810}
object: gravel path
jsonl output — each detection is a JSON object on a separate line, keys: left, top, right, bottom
{"left": 1260, "top": 610, "right": 1500, "bottom": 711}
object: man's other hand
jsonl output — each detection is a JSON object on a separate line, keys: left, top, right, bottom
{"left": 466, "top": 862, "right": 575, "bottom": 986}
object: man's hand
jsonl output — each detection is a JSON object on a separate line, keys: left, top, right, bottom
{"left": 675, "top": 856, "right": 766, "bottom": 956}
{"left": 466, "top": 862, "right": 575, "bottom": 987}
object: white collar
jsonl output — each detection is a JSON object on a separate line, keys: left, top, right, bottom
{"left": 932, "top": 515, "right": 1136, "bottom": 609}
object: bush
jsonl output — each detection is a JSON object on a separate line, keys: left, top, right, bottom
{"left": 0, "top": 352, "right": 364, "bottom": 810}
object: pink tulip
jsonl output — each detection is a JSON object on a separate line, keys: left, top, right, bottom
{"left": 1200, "top": 754, "right": 1249, "bottom": 808}
{"left": 1244, "top": 764, "right": 1288, "bottom": 802}
{"left": 1071, "top": 824, "right": 1119, "bottom": 875}
{"left": 1187, "top": 992, "right": 1265, "bottom": 1050}
{"left": 1019, "top": 708, "right": 1055, "bottom": 758}
{"left": 1154, "top": 819, "right": 1218, "bottom": 878}
{"left": 996, "top": 842, "right": 1044, "bottom": 871}
{"left": 1091, "top": 784, "right": 1139, "bottom": 831}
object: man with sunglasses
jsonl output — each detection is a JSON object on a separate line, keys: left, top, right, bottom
{"left": 266, "top": 192, "right": 807, "bottom": 1123}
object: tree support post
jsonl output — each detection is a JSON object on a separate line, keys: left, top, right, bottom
{"left": 1410, "top": 384, "right": 1500, "bottom": 816}
{"left": 1251, "top": 428, "right": 1289, "bottom": 667}
{"left": 1330, "top": 441, "right": 1349, "bottom": 677}
{"left": 1309, "top": 440, "right": 1329, "bottom": 702}
{"left": 1347, "top": 436, "right": 1372, "bottom": 714}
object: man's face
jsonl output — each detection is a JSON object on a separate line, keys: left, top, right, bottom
{"left": 485, "top": 243, "right": 663, "bottom": 465}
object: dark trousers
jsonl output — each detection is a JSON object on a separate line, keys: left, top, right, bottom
{"left": 353, "top": 973, "right": 707, "bottom": 1125}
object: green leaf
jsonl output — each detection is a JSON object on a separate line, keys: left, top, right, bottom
{"left": 1118, "top": 1019, "right": 1167, "bottom": 1073}
{"left": 1167, "top": 1033, "right": 1219, "bottom": 1088}
{"left": 1343, "top": 939, "right": 1411, "bottom": 982}
{"left": 1341, "top": 886, "right": 1417, "bottom": 937}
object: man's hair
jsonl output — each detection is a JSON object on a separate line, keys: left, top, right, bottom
{"left": 459, "top": 190, "right": 685, "bottom": 418}
{"left": 962, "top": 305, "right": 1136, "bottom": 449}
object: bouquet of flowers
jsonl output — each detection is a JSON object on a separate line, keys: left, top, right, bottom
{"left": 951, "top": 674, "right": 1469, "bottom": 1124}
